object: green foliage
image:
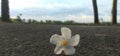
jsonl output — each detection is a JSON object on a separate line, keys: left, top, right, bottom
{"left": 27, "top": 19, "right": 40, "bottom": 24}
{"left": 64, "top": 20, "right": 74, "bottom": 25}
{"left": 28, "top": 19, "right": 32, "bottom": 23}
{"left": 11, "top": 14, "right": 26, "bottom": 23}
{"left": 16, "top": 16, "right": 22, "bottom": 22}
{"left": 23, "top": 19, "right": 81, "bottom": 25}
{"left": 39, "top": 20, "right": 44, "bottom": 24}
{"left": 52, "top": 21, "right": 63, "bottom": 24}
{"left": 45, "top": 20, "right": 52, "bottom": 24}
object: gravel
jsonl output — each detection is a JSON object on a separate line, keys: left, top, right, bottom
{"left": 0, "top": 23, "right": 120, "bottom": 56}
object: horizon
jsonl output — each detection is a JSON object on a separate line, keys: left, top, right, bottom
{"left": 0, "top": 0, "right": 120, "bottom": 23}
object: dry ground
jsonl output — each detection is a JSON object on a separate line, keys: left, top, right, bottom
{"left": 0, "top": 23, "right": 120, "bottom": 56}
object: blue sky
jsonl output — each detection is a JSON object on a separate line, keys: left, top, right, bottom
{"left": 0, "top": 0, "right": 120, "bottom": 23}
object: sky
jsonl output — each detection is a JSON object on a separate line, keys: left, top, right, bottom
{"left": 0, "top": 0, "right": 120, "bottom": 23}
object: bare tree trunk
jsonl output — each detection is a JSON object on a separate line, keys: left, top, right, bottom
{"left": 1, "top": 0, "right": 11, "bottom": 22}
{"left": 112, "top": 0, "right": 117, "bottom": 24}
{"left": 92, "top": 0, "right": 99, "bottom": 24}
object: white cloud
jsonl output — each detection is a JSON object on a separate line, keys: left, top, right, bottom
{"left": 9, "top": 0, "right": 83, "bottom": 9}
{"left": 9, "top": 0, "right": 41, "bottom": 9}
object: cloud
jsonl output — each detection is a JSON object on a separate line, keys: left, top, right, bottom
{"left": 8, "top": 0, "right": 92, "bottom": 9}
{"left": 10, "top": 4, "right": 93, "bottom": 17}
{"left": 1, "top": 0, "right": 120, "bottom": 23}
{"left": 9, "top": 0, "right": 41, "bottom": 9}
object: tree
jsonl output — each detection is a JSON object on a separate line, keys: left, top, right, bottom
{"left": 16, "top": 14, "right": 23, "bottom": 23}
{"left": 92, "top": 0, "right": 99, "bottom": 24}
{"left": 112, "top": 0, "right": 117, "bottom": 24}
{"left": 1, "top": 0, "right": 11, "bottom": 22}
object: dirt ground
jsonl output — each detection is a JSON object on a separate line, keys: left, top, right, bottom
{"left": 0, "top": 23, "right": 120, "bottom": 56}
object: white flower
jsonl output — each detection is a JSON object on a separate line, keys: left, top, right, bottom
{"left": 50, "top": 27, "right": 80, "bottom": 55}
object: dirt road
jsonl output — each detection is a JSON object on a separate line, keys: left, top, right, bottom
{"left": 0, "top": 23, "right": 120, "bottom": 56}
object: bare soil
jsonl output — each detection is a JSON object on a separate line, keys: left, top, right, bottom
{"left": 0, "top": 23, "right": 120, "bottom": 56}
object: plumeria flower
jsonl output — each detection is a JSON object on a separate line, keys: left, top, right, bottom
{"left": 50, "top": 27, "right": 80, "bottom": 55}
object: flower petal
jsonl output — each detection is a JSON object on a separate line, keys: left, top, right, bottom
{"left": 54, "top": 44, "right": 63, "bottom": 54}
{"left": 61, "top": 27, "right": 71, "bottom": 39}
{"left": 68, "top": 34, "right": 80, "bottom": 46}
{"left": 50, "top": 34, "right": 61, "bottom": 44}
{"left": 63, "top": 46, "right": 75, "bottom": 55}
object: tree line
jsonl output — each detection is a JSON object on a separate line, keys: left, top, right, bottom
{"left": 10, "top": 14, "right": 82, "bottom": 25}
{"left": 0, "top": 0, "right": 118, "bottom": 24}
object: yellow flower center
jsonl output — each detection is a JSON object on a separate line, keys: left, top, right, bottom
{"left": 61, "top": 40, "right": 67, "bottom": 46}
